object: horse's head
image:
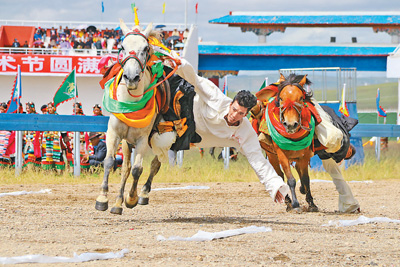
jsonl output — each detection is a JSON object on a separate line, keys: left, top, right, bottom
{"left": 119, "top": 19, "right": 153, "bottom": 90}
{"left": 276, "top": 73, "right": 311, "bottom": 134}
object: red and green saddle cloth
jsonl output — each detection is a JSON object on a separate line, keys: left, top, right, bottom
{"left": 259, "top": 97, "right": 322, "bottom": 151}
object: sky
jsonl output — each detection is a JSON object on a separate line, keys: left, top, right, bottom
{"left": 2, "top": 0, "right": 400, "bottom": 44}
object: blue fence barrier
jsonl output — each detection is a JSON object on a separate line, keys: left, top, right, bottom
{"left": 0, "top": 114, "right": 109, "bottom": 132}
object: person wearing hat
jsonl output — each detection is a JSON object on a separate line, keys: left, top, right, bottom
{"left": 82, "top": 132, "right": 106, "bottom": 167}
{"left": 40, "top": 104, "right": 47, "bottom": 114}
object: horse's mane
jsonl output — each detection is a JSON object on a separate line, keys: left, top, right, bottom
{"left": 278, "top": 73, "right": 313, "bottom": 102}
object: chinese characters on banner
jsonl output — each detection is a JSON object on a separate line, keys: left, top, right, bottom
{"left": 0, "top": 54, "right": 101, "bottom": 75}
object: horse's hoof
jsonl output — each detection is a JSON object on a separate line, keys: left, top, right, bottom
{"left": 292, "top": 207, "right": 302, "bottom": 213}
{"left": 308, "top": 206, "right": 319, "bottom": 212}
{"left": 125, "top": 201, "right": 138, "bottom": 209}
{"left": 138, "top": 197, "right": 149, "bottom": 205}
{"left": 292, "top": 201, "right": 300, "bottom": 209}
{"left": 110, "top": 206, "right": 123, "bottom": 215}
{"left": 95, "top": 201, "right": 108, "bottom": 211}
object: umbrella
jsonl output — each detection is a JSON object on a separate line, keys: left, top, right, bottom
{"left": 174, "top": 42, "right": 184, "bottom": 48}
{"left": 166, "top": 36, "right": 180, "bottom": 42}
{"left": 86, "top": 25, "right": 97, "bottom": 33}
{"left": 115, "top": 26, "right": 121, "bottom": 31}
{"left": 155, "top": 24, "right": 166, "bottom": 29}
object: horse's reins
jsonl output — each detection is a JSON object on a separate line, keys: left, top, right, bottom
{"left": 118, "top": 30, "right": 180, "bottom": 98}
{"left": 276, "top": 83, "right": 311, "bottom": 132}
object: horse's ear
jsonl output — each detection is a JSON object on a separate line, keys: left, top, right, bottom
{"left": 143, "top": 22, "right": 153, "bottom": 38}
{"left": 119, "top": 18, "right": 130, "bottom": 35}
{"left": 279, "top": 73, "right": 286, "bottom": 83}
{"left": 299, "top": 75, "right": 308, "bottom": 87}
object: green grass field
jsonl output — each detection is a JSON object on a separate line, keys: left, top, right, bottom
{"left": 356, "top": 82, "right": 398, "bottom": 110}
{"left": 1, "top": 141, "right": 399, "bottom": 185}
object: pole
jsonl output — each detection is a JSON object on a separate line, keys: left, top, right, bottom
{"left": 398, "top": 78, "right": 400, "bottom": 142}
{"left": 375, "top": 93, "right": 383, "bottom": 162}
{"left": 223, "top": 147, "right": 230, "bottom": 170}
{"left": 177, "top": 150, "right": 183, "bottom": 167}
{"left": 223, "top": 75, "right": 230, "bottom": 170}
{"left": 73, "top": 67, "right": 80, "bottom": 177}
{"left": 15, "top": 65, "right": 23, "bottom": 176}
{"left": 184, "top": 0, "right": 188, "bottom": 30}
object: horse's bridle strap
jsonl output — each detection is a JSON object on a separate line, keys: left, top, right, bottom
{"left": 118, "top": 31, "right": 150, "bottom": 72}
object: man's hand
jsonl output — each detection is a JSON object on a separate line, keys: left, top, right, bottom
{"left": 274, "top": 190, "right": 285, "bottom": 204}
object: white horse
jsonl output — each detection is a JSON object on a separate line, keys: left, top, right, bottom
{"left": 95, "top": 20, "right": 176, "bottom": 215}
{"left": 96, "top": 20, "right": 289, "bottom": 215}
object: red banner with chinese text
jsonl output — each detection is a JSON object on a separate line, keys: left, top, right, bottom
{"left": 0, "top": 54, "right": 102, "bottom": 76}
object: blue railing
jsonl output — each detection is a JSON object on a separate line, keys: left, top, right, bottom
{"left": 1, "top": 114, "right": 399, "bottom": 137}
{"left": 0, "top": 114, "right": 109, "bottom": 132}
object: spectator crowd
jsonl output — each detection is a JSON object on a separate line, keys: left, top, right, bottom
{"left": 8, "top": 24, "right": 189, "bottom": 54}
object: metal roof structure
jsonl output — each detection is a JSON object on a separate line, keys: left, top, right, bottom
{"left": 198, "top": 43, "right": 396, "bottom": 72}
{"left": 209, "top": 12, "right": 400, "bottom": 27}
{"left": 199, "top": 44, "right": 395, "bottom": 56}
{"left": 209, "top": 12, "right": 400, "bottom": 44}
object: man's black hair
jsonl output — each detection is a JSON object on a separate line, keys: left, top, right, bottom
{"left": 232, "top": 90, "right": 257, "bottom": 112}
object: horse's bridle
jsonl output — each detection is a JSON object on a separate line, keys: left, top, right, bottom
{"left": 118, "top": 30, "right": 150, "bottom": 73}
{"left": 277, "top": 83, "right": 311, "bottom": 132}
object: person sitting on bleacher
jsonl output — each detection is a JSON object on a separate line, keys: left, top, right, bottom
{"left": 171, "top": 28, "right": 180, "bottom": 37}
{"left": 12, "top": 39, "right": 20, "bottom": 47}
{"left": 34, "top": 29, "right": 42, "bottom": 41}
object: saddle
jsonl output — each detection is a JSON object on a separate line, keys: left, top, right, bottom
{"left": 153, "top": 66, "right": 202, "bottom": 151}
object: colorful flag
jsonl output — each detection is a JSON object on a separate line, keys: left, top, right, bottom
{"left": 102, "top": 1, "right": 104, "bottom": 13}
{"left": 376, "top": 88, "right": 387, "bottom": 117}
{"left": 258, "top": 77, "right": 268, "bottom": 91}
{"left": 6, "top": 65, "right": 22, "bottom": 114}
{"left": 53, "top": 69, "right": 77, "bottom": 107}
{"left": 339, "top": 83, "right": 349, "bottom": 117}
{"left": 195, "top": 2, "right": 198, "bottom": 14}
{"left": 222, "top": 76, "right": 228, "bottom": 95}
{"left": 131, "top": 3, "right": 135, "bottom": 13}
{"left": 162, "top": 2, "right": 166, "bottom": 14}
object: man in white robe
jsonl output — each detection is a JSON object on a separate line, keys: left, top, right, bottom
{"left": 174, "top": 59, "right": 290, "bottom": 204}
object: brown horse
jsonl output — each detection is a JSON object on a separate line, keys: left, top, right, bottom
{"left": 251, "top": 73, "right": 321, "bottom": 212}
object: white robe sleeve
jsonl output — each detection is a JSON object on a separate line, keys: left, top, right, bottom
{"left": 235, "top": 120, "right": 290, "bottom": 201}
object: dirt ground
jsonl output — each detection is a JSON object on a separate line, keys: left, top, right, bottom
{"left": 0, "top": 180, "right": 399, "bottom": 266}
